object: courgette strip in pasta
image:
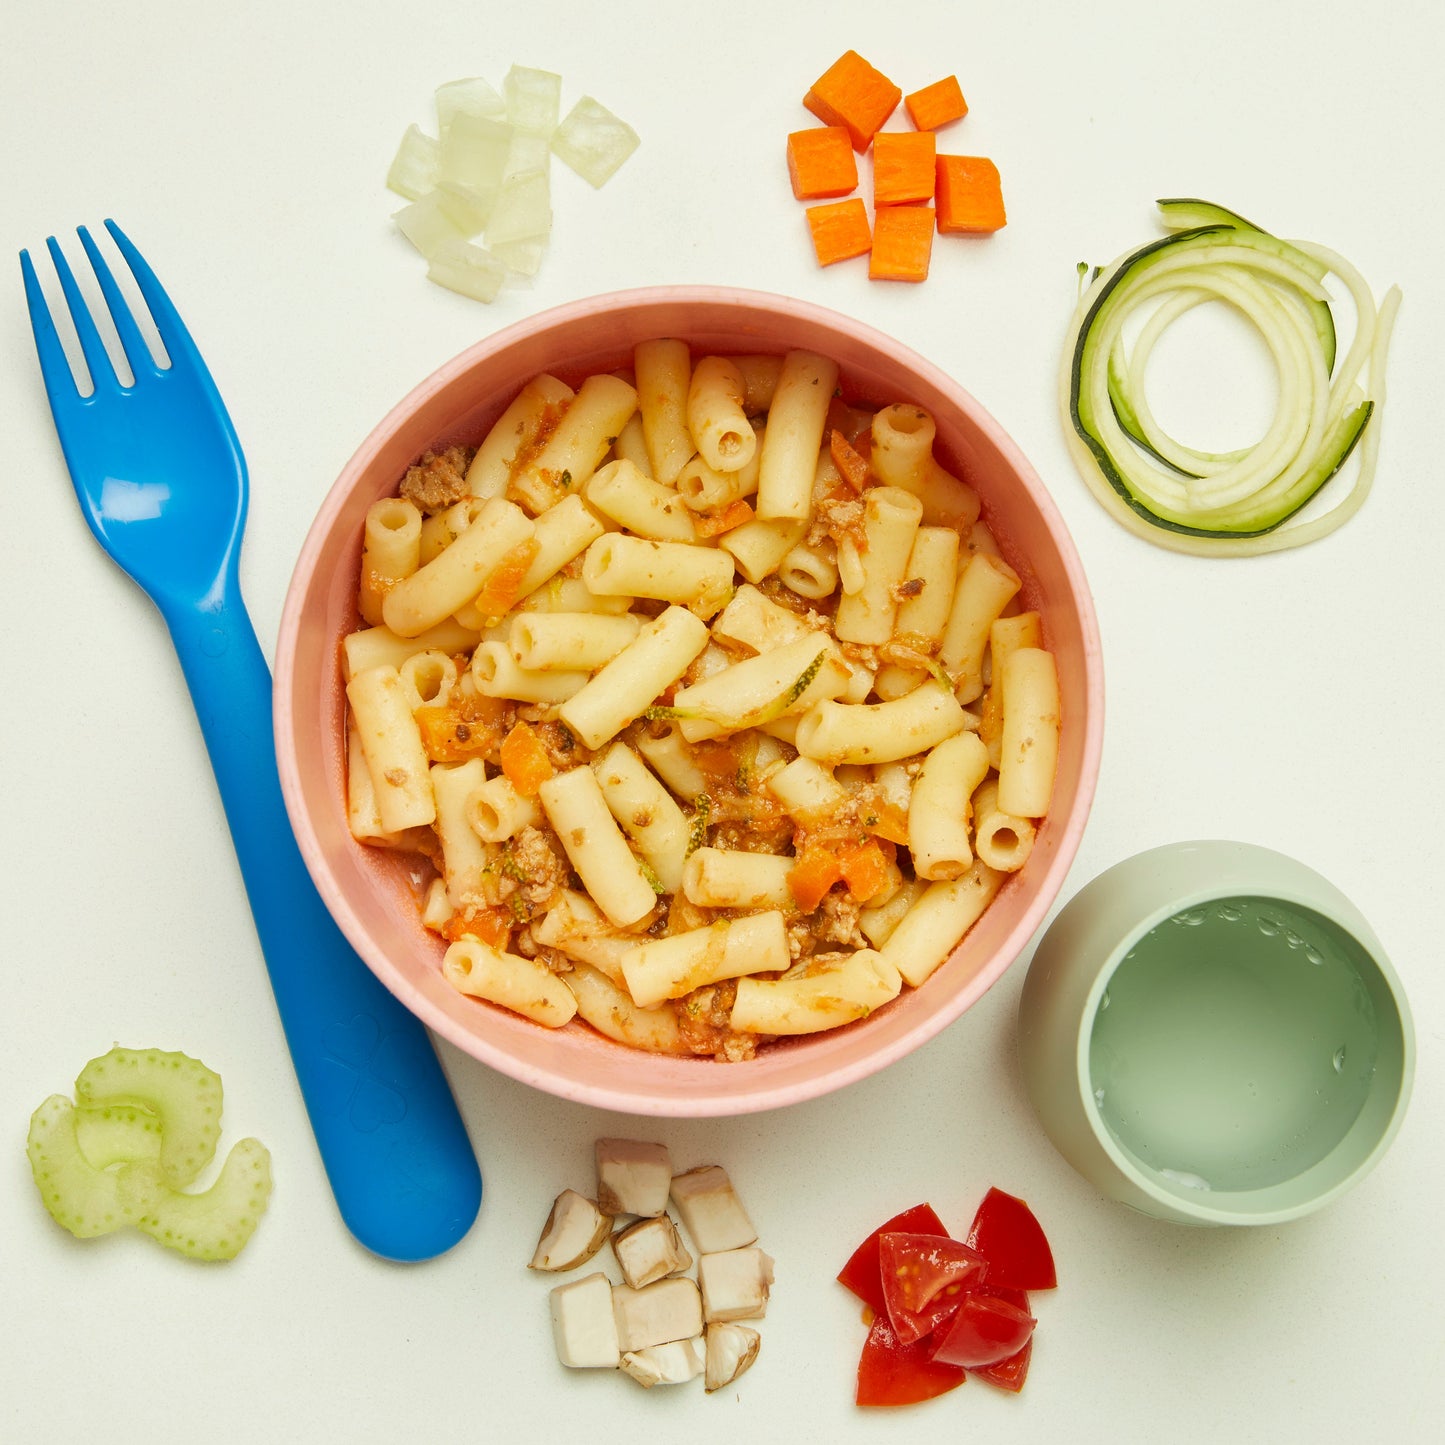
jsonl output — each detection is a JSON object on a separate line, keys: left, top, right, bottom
{"left": 1061, "top": 199, "right": 1401, "bottom": 556}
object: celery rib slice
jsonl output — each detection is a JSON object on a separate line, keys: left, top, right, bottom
{"left": 125, "top": 1138, "right": 275, "bottom": 1262}
{"left": 27, "top": 1095, "right": 162, "bottom": 1239}
{"left": 74, "top": 1046, "right": 222, "bottom": 1188}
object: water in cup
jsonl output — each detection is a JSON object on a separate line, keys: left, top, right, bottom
{"left": 1087, "top": 896, "right": 1380, "bottom": 1192}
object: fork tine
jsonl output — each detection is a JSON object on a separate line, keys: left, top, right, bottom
{"left": 19, "top": 247, "right": 85, "bottom": 408}
{"left": 78, "top": 225, "right": 162, "bottom": 381}
{"left": 44, "top": 234, "right": 121, "bottom": 393}
{"left": 104, "top": 219, "right": 208, "bottom": 376}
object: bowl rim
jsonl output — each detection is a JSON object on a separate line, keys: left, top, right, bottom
{"left": 273, "top": 283, "right": 1106, "bottom": 1116}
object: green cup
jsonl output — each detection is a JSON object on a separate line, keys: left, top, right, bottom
{"left": 1017, "top": 841, "right": 1414, "bottom": 1225}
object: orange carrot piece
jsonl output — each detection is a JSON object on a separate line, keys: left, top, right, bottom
{"left": 415, "top": 702, "right": 500, "bottom": 762}
{"left": 693, "top": 498, "right": 755, "bottom": 537}
{"left": 441, "top": 906, "right": 512, "bottom": 949}
{"left": 863, "top": 800, "right": 911, "bottom": 847}
{"left": 839, "top": 839, "right": 890, "bottom": 903}
{"left": 804, "top": 50, "right": 902, "bottom": 152}
{"left": 805, "top": 198, "right": 872, "bottom": 267}
{"left": 788, "top": 843, "right": 844, "bottom": 913}
{"left": 787, "top": 125, "right": 859, "bottom": 200}
{"left": 829, "top": 428, "right": 872, "bottom": 492}
{"left": 869, "top": 204, "right": 935, "bottom": 282}
{"left": 935, "top": 155, "right": 1007, "bottom": 233}
{"left": 872, "top": 131, "right": 937, "bottom": 208}
{"left": 905, "top": 75, "right": 968, "bottom": 132}
{"left": 499, "top": 720, "right": 555, "bottom": 797}
{"left": 471, "top": 538, "right": 541, "bottom": 619}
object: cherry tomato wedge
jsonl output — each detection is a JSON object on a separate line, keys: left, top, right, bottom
{"left": 930, "top": 1292, "right": 1037, "bottom": 1369}
{"left": 837, "top": 1203, "right": 947, "bottom": 1316}
{"left": 856, "top": 1311, "right": 967, "bottom": 1407}
{"left": 964, "top": 1187, "right": 1057, "bottom": 1291}
{"left": 878, "top": 1232, "right": 988, "bottom": 1344}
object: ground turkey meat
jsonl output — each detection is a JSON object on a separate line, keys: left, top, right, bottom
{"left": 498, "top": 825, "right": 570, "bottom": 921}
{"left": 672, "top": 982, "right": 762, "bottom": 1062}
{"left": 399, "top": 444, "right": 475, "bottom": 513}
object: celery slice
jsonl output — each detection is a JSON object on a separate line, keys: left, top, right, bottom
{"left": 125, "top": 1139, "right": 275, "bottom": 1262}
{"left": 27, "top": 1095, "right": 162, "bottom": 1238}
{"left": 74, "top": 1102, "right": 163, "bottom": 1170}
{"left": 74, "top": 1046, "right": 222, "bottom": 1189}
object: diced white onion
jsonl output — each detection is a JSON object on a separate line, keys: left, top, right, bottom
{"left": 552, "top": 95, "right": 641, "bottom": 189}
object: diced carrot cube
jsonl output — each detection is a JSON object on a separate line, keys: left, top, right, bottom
{"left": 905, "top": 75, "right": 969, "bottom": 132}
{"left": 803, "top": 50, "right": 902, "bottom": 152}
{"left": 499, "top": 720, "right": 555, "bottom": 797}
{"left": 869, "top": 204, "right": 935, "bottom": 282}
{"left": 805, "top": 198, "right": 872, "bottom": 267}
{"left": 872, "top": 131, "right": 936, "bottom": 208}
{"left": 935, "top": 155, "right": 1007, "bottom": 234}
{"left": 786, "top": 125, "right": 858, "bottom": 199}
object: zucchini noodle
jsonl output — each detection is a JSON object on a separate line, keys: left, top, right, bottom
{"left": 1061, "top": 199, "right": 1401, "bottom": 556}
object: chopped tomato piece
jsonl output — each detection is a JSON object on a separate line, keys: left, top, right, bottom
{"left": 856, "top": 1312, "right": 966, "bottom": 1407}
{"left": 878, "top": 1232, "right": 988, "bottom": 1344}
{"left": 837, "top": 1202, "right": 947, "bottom": 1317}
{"left": 930, "top": 1292, "right": 1036, "bottom": 1369}
{"left": 965, "top": 1187, "right": 1057, "bottom": 1291}
{"left": 974, "top": 1336, "right": 1032, "bottom": 1393}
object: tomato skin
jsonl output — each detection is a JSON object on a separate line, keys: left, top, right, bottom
{"left": 837, "top": 1203, "right": 947, "bottom": 1317}
{"left": 878, "top": 1232, "right": 989, "bottom": 1345}
{"left": 856, "top": 1312, "right": 967, "bottom": 1407}
{"left": 965, "top": 1187, "right": 1057, "bottom": 1291}
{"left": 930, "top": 1292, "right": 1037, "bottom": 1369}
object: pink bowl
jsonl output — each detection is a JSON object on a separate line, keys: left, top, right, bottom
{"left": 274, "top": 286, "right": 1104, "bottom": 1117}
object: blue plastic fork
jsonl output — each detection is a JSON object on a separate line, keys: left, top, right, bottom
{"left": 21, "top": 221, "right": 482, "bottom": 1262}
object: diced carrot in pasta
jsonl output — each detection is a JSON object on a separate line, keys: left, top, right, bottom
{"left": 499, "top": 720, "right": 555, "bottom": 797}
{"left": 471, "top": 538, "right": 541, "bottom": 619}
{"left": 872, "top": 131, "right": 936, "bottom": 208}
{"left": 416, "top": 701, "right": 504, "bottom": 762}
{"left": 803, "top": 50, "right": 902, "bottom": 152}
{"left": 935, "top": 155, "right": 1007, "bottom": 234}
{"left": 693, "top": 498, "right": 755, "bottom": 537}
{"left": 786, "top": 125, "right": 859, "bottom": 199}
{"left": 905, "top": 75, "right": 968, "bottom": 132}
{"left": 839, "top": 839, "right": 889, "bottom": 902}
{"left": 829, "top": 428, "right": 872, "bottom": 492}
{"left": 788, "top": 843, "right": 844, "bottom": 913}
{"left": 441, "top": 906, "right": 512, "bottom": 949}
{"left": 864, "top": 800, "right": 911, "bottom": 846}
{"left": 805, "top": 198, "right": 872, "bottom": 267}
{"left": 869, "top": 204, "right": 935, "bottom": 282}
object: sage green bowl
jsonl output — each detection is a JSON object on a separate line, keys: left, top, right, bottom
{"left": 1017, "top": 841, "right": 1414, "bottom": 1225}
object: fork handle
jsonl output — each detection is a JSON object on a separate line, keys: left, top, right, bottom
{"left": 162, "top": 587, "right": 482, "bottom": 1262}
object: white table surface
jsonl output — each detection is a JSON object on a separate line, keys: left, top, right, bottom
{"left": 3, "top": 2, "right": 1440, "bottom": 1441}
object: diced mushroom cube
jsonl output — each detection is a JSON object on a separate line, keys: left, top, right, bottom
{"left": 529, "top": 1189, "right": 612, "bottom": 1271}
{"left": 611, "top": 1214, "right": 693, "bottom": 1289}
{"left": 669, "top": 1165, "right": 758, "bottom": 1253}
{"left": 549, "top": 1272, "right": 620, "bottom": 1369}
{"left": 619, "top": 1337, "right": 705, "bottom": 1388}
{"left": 704, "top": 1322, "right": 761, "bottom": 1392}
{"left": 595, "top": 1137, "right": 673, "bottom": 1217}
{"left": 698, "top": 1247, "right": 775, "bottom": 1323}
{"left": 611, "top": 1275, "right": 704, "bottom": 1352}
